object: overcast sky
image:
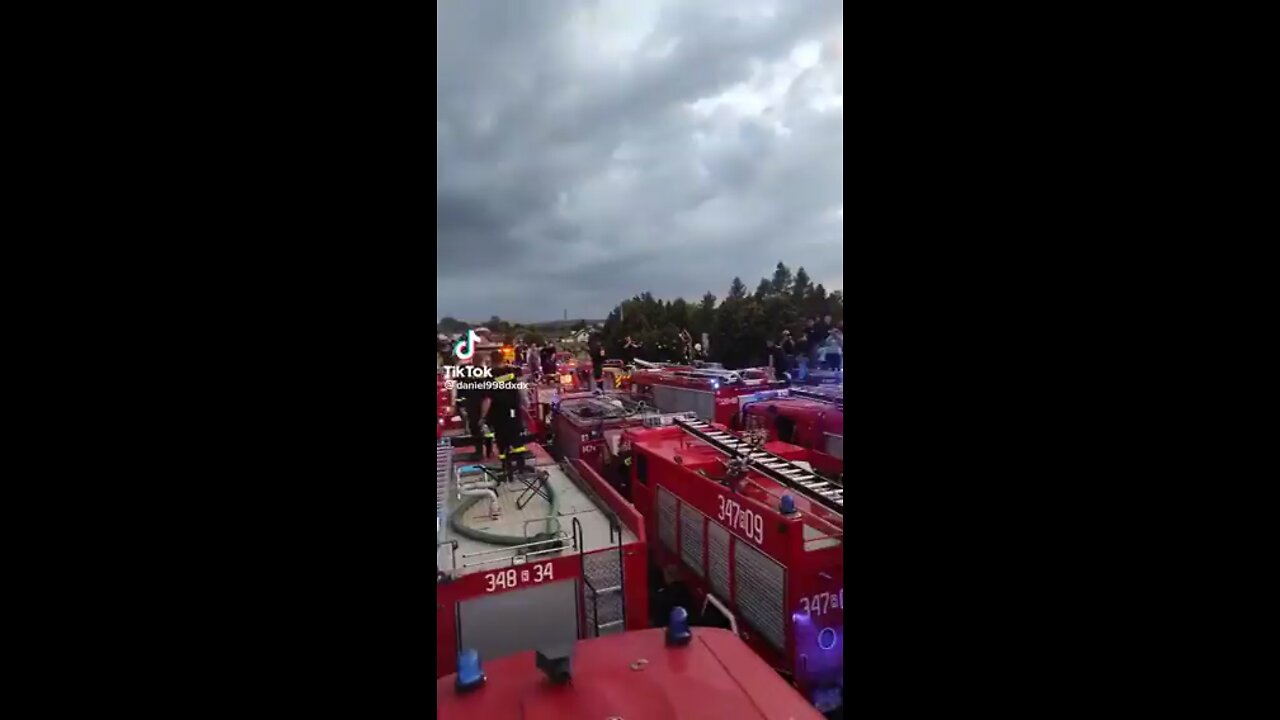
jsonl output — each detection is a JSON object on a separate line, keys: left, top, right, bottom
{"left": 437, "top": 0, "right": 843, "bottom": 323}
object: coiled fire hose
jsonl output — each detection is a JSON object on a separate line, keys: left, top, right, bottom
{"left": 448, "top": 471, "right": 563, "bottom": 550}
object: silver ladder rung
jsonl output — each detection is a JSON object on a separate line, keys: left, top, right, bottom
{"left": 593, "top": 585, "right": 622, "bottom": 595}
{"left": 597, "top": 620, "right": 624, "bottom": 630}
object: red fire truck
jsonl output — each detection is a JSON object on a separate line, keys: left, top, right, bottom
{"left": 437, "top": 621, "right": 827, "bottom": 719}
{"left": 739, "top": 387, "right": 844, "bottom": 477}
{"left": 437, "top": 371, "right": 467, "bottom": 440}
{"left": 548, "top": 351, "right": 593, "bottom": 391}
{"left": 597, "top": 358, "right": 630, "bottom": 390}
{"left": 437, "top": 439, "right": 650, "bottom": 679}
{"left": 629, "top": 365, "right": 786, "bottom": 426}
{"left": 522, "top": 384, "right": 590, "bottom": 442}
{"left": 552, "top": 396, "right": 701, "bottom": 495}
{"left": 621, "top": 417, "right": 845, "bottom": 713}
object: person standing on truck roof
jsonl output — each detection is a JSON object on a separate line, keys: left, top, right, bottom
{"left": 678, "top": 328, "right": 693, "bottom": 364}
{"left": 815, "top": 315, "right": 832, "bottom": 343}
{"left": 812, "top": 315, "right": 833, "bottom": 370}
{"left": 780, "top": 330, "right": 796, "bottom": 373}
{"left": 541, "top": 344, "right": 556, "bottom": 380}
{"left": 766, "top": 338, "right": 790, "bottom": 385}
{"left": 622, "top": 335, "right": 641, "bottom": 364}
{"left": 588, "top": 334, "right": 606, "bottom": 392}
{"left": 480, "top": 350, "right": 524, "bottom": 476}
{"left": 828, "top": 326, "right": 843, "bottom": 370}
{"left": 526, "top": 342, "right": 542, "bottom": 380}
{"left": 457, "top": 353, "right": 491, "bottom": 457}
{"left": 799, "top": 318, "right": 818, "bottom": 380}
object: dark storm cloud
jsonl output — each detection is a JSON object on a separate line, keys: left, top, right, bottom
{"left": 437, "top": 0, "right": 843, "bottom": 323}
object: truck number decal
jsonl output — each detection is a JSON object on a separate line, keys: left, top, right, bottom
{"left": 485, "top": 562, "right": 554, "bottom": 592}
{"left": 799, "top": 589, "right": 843, "bottom": 617}
{"left": 718, "top": 495, "right": 764, "bottom": 545}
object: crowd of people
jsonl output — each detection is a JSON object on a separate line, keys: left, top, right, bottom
{"left": 616, "top": 330, "right": 705, "bottom": 365}
{"left": 510, "top": 341, "right": 562, "bottom": 383}
{"left": 766, "top": 314, "right": 843, "bottom": 381}
{"left": 440, "top": 313, "right": 842, "bottom": 390}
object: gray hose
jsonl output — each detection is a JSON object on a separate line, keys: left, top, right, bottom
{"left": 448, "top": 472, "right": 563, "bottom": 550}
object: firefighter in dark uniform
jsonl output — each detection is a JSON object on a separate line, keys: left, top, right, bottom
{"left": 456, "top": 366, "right": 491, "bottom": 458}
{"left": 480, "top": 350, "right": 526, "bottom": 479}
{"left": 589, "top": 334, "right": 606, "bottom": 392}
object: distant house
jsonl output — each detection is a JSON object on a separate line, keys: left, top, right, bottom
{"left": 572, "top": 330, "right": 591, "bottom": 344}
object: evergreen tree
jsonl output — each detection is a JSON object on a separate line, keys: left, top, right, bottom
{"left": 770, "top": 262, "right": 793, "bottom": 295}
{"left": 792, "top": 267, "right": 812, "bottom": 301}
{"left": 754, "top": 278, "right": 772, "bottom": 299}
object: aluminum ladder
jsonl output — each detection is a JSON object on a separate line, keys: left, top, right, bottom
{"left": 787, "top": 387, "right": 844, "bottom": 411}
{"left": 436, "top": 439, "right": 452, "bottom": 542}
{"left": 673, "top": 417, "right": 844, "bottom": 515}
{"left": 572, "top": 515, "right": 627, "bottom": 638}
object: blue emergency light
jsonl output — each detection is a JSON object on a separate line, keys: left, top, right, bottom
{"left": 780, "top": 494, "right": 797, "bottom": 515}
{"left": 456, "top": 649, "right": 486, "bottom": 693}
{"left": 666, "top": 606, "right": 692, "bottom": 646}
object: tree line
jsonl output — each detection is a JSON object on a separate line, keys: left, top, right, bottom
{"left": 437, "top": 262, "right": 842, "bottom": 369}
{"left": 598, "top": 262, "right": 843, "bottom": 368}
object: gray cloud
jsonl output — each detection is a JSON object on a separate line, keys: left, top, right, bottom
{"left": 437, "top": 0, "right": 843, "bottom": 322}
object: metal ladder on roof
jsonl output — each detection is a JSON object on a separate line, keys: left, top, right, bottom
{"left": 673, "top": 417, "right": 844, "bottom": 515}
{"left": 573, "top": 515, "right": 627, "bottom": 638}
{"left": 436, "top": 439, "right": 452, "bottom": 543}
{"left": 787, "top": 387, "right": 844, "bottom": 411}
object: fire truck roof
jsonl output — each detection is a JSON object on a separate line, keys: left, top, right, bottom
{"left": 436, "top": 627, "right": 826, "bottom": 719}
{"left": 556, "top": 395, "right": 652, "bottom": 424}
{"left": 438, "top": 453, "right": 639, "bottom": 578}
